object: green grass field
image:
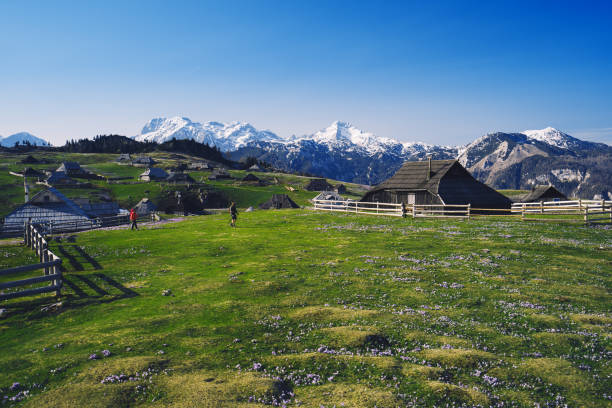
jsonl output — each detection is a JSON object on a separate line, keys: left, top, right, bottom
{"left": 1, "top": 210, "right": 610, "bottom": 407}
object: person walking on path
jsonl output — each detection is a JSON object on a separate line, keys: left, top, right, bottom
{"left": 130, "top": 208, "right": 138, "bottom": 230}
{"left": 229, "top": 201, "right": 238, "bottom": 227}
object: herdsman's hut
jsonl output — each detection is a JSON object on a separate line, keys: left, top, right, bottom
{"left": 132, "top": 156, "right": 156, "bottom": 167}
{"left": 134, "top": 198, "right": 157, "bottom": 216}
{"left": 242, "top": 173, "right": 261, "bottom": 182}
{"left": 361, "top": 159, "right": 512, "bottom": 209}
{"left": 2, "top": 188, "right": 91, "bottom": 229}
{"left": 139, "top": 167, "right": 168, "bottom": 181}
{"left": 166, "top": 172, "right": 195, "bottom": 184}
{"left": 305, "top": 178, "right": 334, "bottom": 191}
{"left": 259, "top": 194, "right": 300, "bottom": 209}
{"left": 520, "top": 185, "right": 567, "bottom": 203}
{"left": 56, "top": 162, "right": 87, "bottom": 177}
{"left": 115, "top": 154, "right": 132, "bottom": 164}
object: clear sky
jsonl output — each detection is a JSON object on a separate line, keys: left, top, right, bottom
{"left": 1, "top": 0, "right": 611, "bottom": 146}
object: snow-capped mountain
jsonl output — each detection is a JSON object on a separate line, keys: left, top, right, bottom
{"left": 133, "top": 117, "right": 611, "bottom": 198}
{"left": 457, "top": 129, "right": 612, "bottom": 199}
{"left": 0, "top": 132, "right": 50, "bottom": 147}
{"left": 522, "top": 127, "right": 589, "bottom": 150}
{"left": 134, "top": 116, "right": 283, "bottom": 152}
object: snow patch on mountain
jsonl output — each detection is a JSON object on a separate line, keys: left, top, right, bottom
{"left": 0, "top": 132, "right": 50, "bottom": 147}
{"left": 521, "top": 127, "right": 583, "bottom": 149}
{"left": 134, "top": 116, "right": 284, "bottom": 151}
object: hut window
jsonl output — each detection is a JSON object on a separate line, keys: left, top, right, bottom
{"left": 407, "top": 194, "right": 415, "bottom": 205}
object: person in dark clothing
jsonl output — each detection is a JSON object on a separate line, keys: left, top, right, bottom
{"left": 229, "top": 202, "right": 237, "bottom": 227}
{"left": 130, "top": 208, "right": 138, "bottom": 230}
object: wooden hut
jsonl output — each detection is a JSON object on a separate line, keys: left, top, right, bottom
{"left": 56, "top": 162, "right": 87, "bottom": 177}
{"left": 134, "top": 197, "right": 157, "bottom": 216}
{"left": 208, "top": 170, "right": 232, "bottom": 181}
{"left": 115, "top": 153, "right": 132, "bottom": 164}
{"left": 166, "top": 171, "right": 195, "bottom": 184}
{"left": 259, "top": 194, "right": 300, "bottom": 209}
{"left": 139, "top": 167, "right": 168, "bottom": 181}
{"left": 521, "top": 185, "right": 567, "bottom": 203}
{"left": 304, "top": 178, "right": 334, "bottom": 191}
{"left": 132, "top": 156, "right": 156, "bottom": 167}
{"left": 242, "top": 173, "right": 261, "bottom": 182}
{"left": 361, "top": 159, "right": 512, "bottom": 209}
{"left": 2, "top": 188, "right": 91, "bottom": 229}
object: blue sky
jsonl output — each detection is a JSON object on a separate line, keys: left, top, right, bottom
{"left": 1, "top": 0, "right": 611, "bottom": 146}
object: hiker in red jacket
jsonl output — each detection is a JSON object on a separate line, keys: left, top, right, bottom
{"left": 130, "top": 208, "right": 138, "bottom": 230}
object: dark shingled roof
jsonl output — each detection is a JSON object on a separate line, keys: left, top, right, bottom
{"left": 259, "top": 194, "right": 300, "bottom": 209}
{"left": 521, "top": 185, "right": 567, "bottom": 203}
{"left": 242, "top": 173, "right": 261, "bottom": 182}
{"left": 3, "top": 187, "right": 91, "bottom": 227}
{"left": 166, "top": 172, "right": 195, "bottom": 183}
{"left": 304, "top": 178, "right": 334, "bottom": 191}
{"left": 371, "top": 159, "right": 456, "bottom": 194}
{"left": 57, "top": 162, "right": 82, "bottom": 172}
{"left": 363, "top": 159, "right": 512, "bottom": 209}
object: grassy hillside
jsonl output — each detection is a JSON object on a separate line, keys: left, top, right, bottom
{"left": 1, "top": 211, "right": 610, "bottom": 407}
{"left": 0, "top": 152, "right": 368, "bottom": 217}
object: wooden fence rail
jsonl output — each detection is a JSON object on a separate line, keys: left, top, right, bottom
{"left": 511, "top": 200, "right": 612, "bottom": 224}
{"left": 313, "top": 199, "right": 470, "bottom": 219}
{"left": 0, "top": 223, "right": 62, "bottom": 301}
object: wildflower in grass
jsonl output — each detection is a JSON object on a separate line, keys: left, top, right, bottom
{"left": 102, "top": 349, "right": 111, "bottom": 357}
{"left": 253, "top": 362, "right": 262, "bottom": 371}
{"left": 89, "top": 353, "right": 99, "bottom": 360}
{"left": 9, "top": 382, "right": 20, "bottom": 391}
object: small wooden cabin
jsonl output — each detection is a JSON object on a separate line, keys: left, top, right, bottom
{"left": 361, "top": 159, "right": 511, "bottom": 209}
{"left": 305, "top": 178, "right": 334, "bottom": 191}
{"left": 2, "top": 188, "right": 91, "bottom": 229}
{"left": 521, "top": 185, "right": 567, "bottom": 203}
{"left": 139, "top": 167, "right": 168, "bottom": 181}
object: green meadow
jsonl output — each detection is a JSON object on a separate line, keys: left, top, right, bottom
{"left": 0, "top": 152, "right": 367, "bottom": 216}
{"left": 1, "top": 210, "right": 610, "bottom": 407}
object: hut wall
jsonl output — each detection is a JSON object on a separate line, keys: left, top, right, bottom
{"left": 362, "top": 190, "right": 440, "bottom": 205}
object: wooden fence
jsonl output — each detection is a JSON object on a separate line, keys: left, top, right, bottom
{"left": 0, "top": 214, "right": 131, "bottom": 238}
{"left": 314, "top": 198, "right": 612, "bottom": 224}
{"left": 0, "top": 223, "right": 62, "bottom": 301}
{"left": 313, "top": 199, "right": 470, "bottom": 219}
{"left": 511, "top": 199, "right": 612, "bottom": 224}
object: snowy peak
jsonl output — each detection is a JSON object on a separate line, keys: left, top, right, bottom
{"left": 0, "top": 132, "right": 50, "bottom": 147}
{"left": 521, "top": 127, "right": 581, "bottom": 149}
{"left": 134, "top": 116, "right": 284, "bottom": 151}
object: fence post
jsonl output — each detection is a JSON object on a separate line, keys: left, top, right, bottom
{"left": 540, "top": 201, "right": 543, "bottom": 214}
{"left": 43, "top": 250, "right": 49, "bottom": 276}
{"left": 376, "top": 202, "right": 379, "bottom": 214}
{"left": 467, "top": 204, "right": 471, "bottom": 220}
{"left": 584, "top": 205, "right": 588, "bottom": 225}
{"left": 578, "top": 199, "right": 582, "bottom": 212}
{"left": 521, "top": 203, "right": 525, "bottom": 221}
{"left": 412, "top": 203, "right": 416, "bottom": 219}
{"left": 55, "top": 257, "right": 62, "bottom": 297}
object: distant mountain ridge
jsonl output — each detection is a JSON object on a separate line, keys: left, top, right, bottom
{"left": 132, "top": 116, "right": 612, "bottom": 199}
{"left": 0, "top": 132, "right": 50, "bottom": 147}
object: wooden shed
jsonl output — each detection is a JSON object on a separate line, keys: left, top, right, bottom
{"left": 259, "top": 194, "right": 300, "bottom": 209}
{"left": 361, "top": 159, "right": 512, "bottom": 210}
{"left": 304, "top": 178, "right": 334, "bottom": 191}
{"left": 2, "top": 188, "right": 91, "bottom": 229}
{"left": 56, "top": 161, "right": 87, "bottom": 177}
{"left": 139, "top": 167, "right": 169, "bottom": 181}
{"left": 521, "top": 185, "right": 567, "bottom": 203}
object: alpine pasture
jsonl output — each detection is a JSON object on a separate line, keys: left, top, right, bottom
{"left": 1, "top": 209, "right": 611, "bottom": 407}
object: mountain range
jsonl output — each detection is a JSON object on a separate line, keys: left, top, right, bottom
{"left": 0, "top": 132, "right": 50, "bottom": 147}
{"left": 134, "top": 117, "right": 612, "bottom": 199}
